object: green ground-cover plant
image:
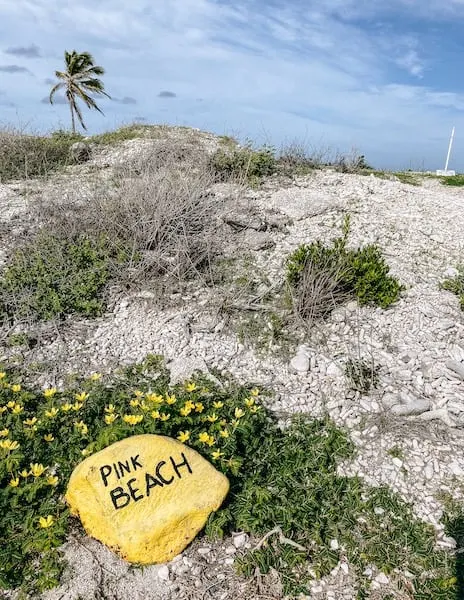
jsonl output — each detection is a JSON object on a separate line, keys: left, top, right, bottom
{"left": 440, "top": 175, "right": 464, "bottom": 187}
{"left": 287, "top": 216, "right": 403, "bottom": 321}
{"left": 0, "top": 129, "right": 78, "bottom": 182}
{"left": 210, "top": 143, "right": 276, "bottom": 183}
{"left": 0, "top": 355, "right": 458, "bottom": 597}
{"left": 0, "top": 232, "right": 125, "bottom": 322}
{"left": 441, "top": 267, "right": 464, "bottom": 310}
{"left": 0, "top": 355, "right": 268, "bottom": 592}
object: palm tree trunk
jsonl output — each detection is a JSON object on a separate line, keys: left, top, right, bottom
{"left": 69, "top": 101, "right": 75, "bottom": 134}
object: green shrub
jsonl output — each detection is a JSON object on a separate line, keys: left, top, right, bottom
{"left": 441, "top": 268, "right": 464, "bottom": 309}
{"left": 0, "top": 130, "right": 77, "bottom": 182}
{"left": 210, "top": 144, "right": 276, "bottom": 182}
{"left": 0, "top": 233, "right": 118, "bottom": 322}
{"left": 286, "top": 216, "right": 403, "bottom": 319}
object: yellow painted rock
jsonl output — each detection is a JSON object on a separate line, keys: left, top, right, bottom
{"left": 66, "top": 434, "right": 229, "bottom": 564}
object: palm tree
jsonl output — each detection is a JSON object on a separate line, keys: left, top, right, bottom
{"left": 49, "top": 50, "right": 110, "bottom": 133}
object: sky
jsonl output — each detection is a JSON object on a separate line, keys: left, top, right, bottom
{"left": 0, "top": 0, "right": 464, "bottom": 170}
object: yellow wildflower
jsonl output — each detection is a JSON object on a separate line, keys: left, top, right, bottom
{"left": 160, "top": 413, "right": 170, "bottom": 422}
{"left": 206, "top": 435, "right": 215, "bottom": 447}
{"left": 244, "top": 398, "right": 255, "bottom": 408}
{"left": 140, "top": 401, "right": 151, "bottom": 412}
{"left": 104, "top": 404, "right": 116, "bottom": 413}
{"left": 89, "top": 372, "right": 102, "bottom": 381}
{"left": 23, "top": 417, "right": 38, "bottom": 427}
{"left": 43, "top": 387, "right": 57, "bottom": 398}
{"left": 177, "top": 431, "right": 190, "bottom": 443}
{"left": 234, "top": 408, "right": 245, "bottom": 419}
{"left": 133, "top": 390, "right": 144, "bottom": 398}
{"left": 104, "top": 413, "right": 118, "bottom": 425}
{"left": 250, "top": 388, "right": 260, "bottom": 396}
{"left": 165, "top": 393, "right": 177, "bottom": 405}
{"left": 151, "top": 410, "right": 160, "bottom": 420}
{"left": 61, "top": 403, "right": 73, "bottom": 412}
{"left": 0, "top": 439, "right": 20, "bottom": 450}
{"left": 198, "top": 432, "right": 210, "bottom": 444}
{"left": 185, "top": 382, "right": 197, "bottom": 392}
{"left": 179, "top": 406, "right": 192, "bottom": 417}
{"left": 30, "top": 463, "right": 46, "bottom": 477}
{"left": 250, "top": 406, "right": 260, "bottom": 414}
{"left": 231, "top": 419, "right": 239, "bottom": 427}
{"left": 0, "top": 372, "right": 5, "bottom": 379}
{"left": 0, "top": 406, "right": 6, "bottom": 414}
{"left": 12, "top": 404, "right": 24, "bottom": 415}
{"left": 81, "top": 448, "right": 91, "bottom": 456}
{"left": 9, "top": 477, "right": 19, "bottom": 487}
{"left": 213, "top": 401, "right": 224, "bottom": 409}
{"left": 45, "top": 407, "right": 59, "bottom": 418}
{"left": 46, "top": 475, "right": 59, "bottom": 486}
{"left": 43, "top": 433, "right": 55, "bottom": 442}
{"left": 219, "top": 429, "right": 230, "bottom": 438}
{"left": 20, "top": 469, "right": 29, "bottom": 478}
{"left": 74, "top": 421, "right": 88, "bottom": 435}
{"left": 72, "top": 402, "right": 83, "bottom": 411}
{"left": 75, "top": 392, "right": 89, "bottom": 402}
{"left": 212, "top": 449, "right": 224, "bottom": 461}
{"left": 130, "top": 399, "right": 140, "bottom": 407}
{"left": 195, "top": 402, "right": 204, "bottom": 413}
{"left": 146, "top": 393, "right": 163, "bottom": 404}
{"left": 7, "top": 401, "right": 15, "bottom": 408}
{"left": 11, "top": 384, "right": 21, "bottom": 393}
{"left": 0, "top": 428, "right": 9, "bottom": 437}
{"left": 123, "top": 414, "right": 143, "bottom": 425}
{"left": 219, "top": 419, "right": 227, "bottom": 426}
{"left": 201, "top": 387, "right": 209, "bottom": 394}
{"left": 206, "top": 413, "right": 218, "bottom": 423}
{"left": 39, "top": 515, "right": 54, "bottom": 529}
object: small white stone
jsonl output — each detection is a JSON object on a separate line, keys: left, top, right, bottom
{"left": 156, "top": 565, "right": 170, "bottom": 581}
{"left": 224, "top": 557, "right": 235, "bottom": 565}
{"left": 374, "top": 572, "right": 389, "bottom": 585}
{"left": 225, "top": 546, "right": 236, "bottom": 555}
{"left": 374, "top": 507, "right": 385, "bottom": 515}
{"left": 197, "top": 547, "right": 211, "bottom": 555}
{"left": 330, "top": 538, "right": 339, "bottom": 550}
{"left": 290, "top": 353, "right": 310, "bottom": 374}
{"left": 392, "top": 457, "right": 403, "bottom": 468}
{"left": 327, "top": 362, "right": 343, "bottom": 377}
{"left": 232, "top": 533, "right": 248, "bottom": 548}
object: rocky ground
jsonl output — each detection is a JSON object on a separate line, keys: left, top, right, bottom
{"left": 1, "top": 130, "right": 464, "bottom": 599}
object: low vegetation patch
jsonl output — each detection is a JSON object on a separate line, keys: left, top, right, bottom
{"left": 209, "top": 143, "right": 276, "bottom": 183}
{"left": 440, "top": 174, "right": 464, "bottom": 187}
{"left": 0, "top": 127, "right": 80, "bottom": 182}
{"left": 441, "top": 267, "right": 464, "bottom": 310}
{"left": 287, "top": 216, "right": 403, "bottom": 322}
{"left": 0, "top": 356, "right": 458, "bottom": 597}
{"left": 0, "top": 232, "right": 122, "bottom": 323}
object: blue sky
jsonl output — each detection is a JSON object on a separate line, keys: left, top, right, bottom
{"left": 0, "top": 0, "right": 464, "bottom": 170}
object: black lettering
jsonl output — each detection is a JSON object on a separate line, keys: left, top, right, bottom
{"left": 170, "top": 453, "right": 192, "bottom": 479}
{"left": 127, "top": 477, "right": 144, "bottom": 502}
{"left": 156, "top": 461, "right": 174, "bottom": 485}
{"left": 113, "top": 462, "right": 121, "bottom": 479}
{"left": 110, "top": 486, "right": 131, "bottom": 509}
{"left": 100, "top": 464, "right": 112, "bottom": 487}
{"left": 131, "top": 454, "right": 143, "bottom": 471}
{"left": 118, "top": 459, "right": 131, "bottom": 476}
{"left": 145, "top": 472, "right": 164, "bottom": 496}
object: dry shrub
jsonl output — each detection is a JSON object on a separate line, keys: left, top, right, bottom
{"left": 288, "top": 251, "right": 352, "bottom": 325}
{"left": 35, "top": 139, "right": 225, "bottom": 292}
